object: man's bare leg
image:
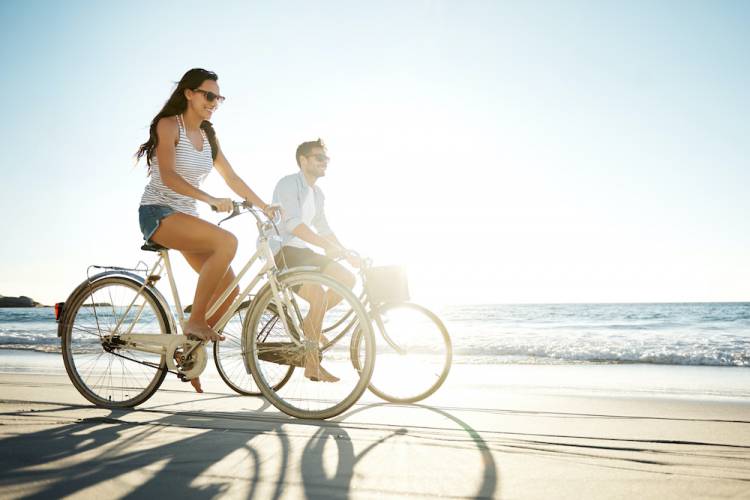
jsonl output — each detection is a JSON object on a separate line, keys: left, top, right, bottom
{"left": 296, "top": 283, "right": 339, "bottom": 382}
{"left": 317, "top": 262, "right": 356, "bottom": 347}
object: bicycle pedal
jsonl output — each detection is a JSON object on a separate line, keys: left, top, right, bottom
{"left": 184, "top": 341, "right": 203, "bottom": 358}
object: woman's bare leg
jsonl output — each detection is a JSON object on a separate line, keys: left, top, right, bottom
{"left": 150, "top": 212, "right": 237, "bottom": 342}
{"left": 179, "top": 254, "right": 240, "bottom": 393}
{"left": 182, "top": 252, "right": 240, "bottom": 327}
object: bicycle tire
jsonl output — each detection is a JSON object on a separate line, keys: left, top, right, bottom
{"left": 213, "top": 301, "right": 294, "bottom": 395}
{"left": 353, "top": 302, "right": 452, "bottom": 404}
{"left": 60, "top": 275, "right": 171, "bottom": 407}
{"left": 244, "top": 271, "right": 375, "bottom": 419}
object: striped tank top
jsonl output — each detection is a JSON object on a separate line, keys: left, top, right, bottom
{"left": 140, "top": 115, "right": 213, "bottom": 217}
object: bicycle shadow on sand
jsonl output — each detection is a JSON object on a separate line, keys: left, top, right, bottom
{"left": 0, "top": 403, "right": 294, "bottom": 499}
{"left": 299, "top": 402, "right": 498, "bottom": 499}
{"left": 0, "top": 400, "right": 497, "bottom": 499}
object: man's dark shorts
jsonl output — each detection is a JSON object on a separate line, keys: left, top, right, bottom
{"left": 274, "top": 246, "right": 335, "bottom": 273}
{"left": 274, "top": 246, "right": 355, "bottom": 294}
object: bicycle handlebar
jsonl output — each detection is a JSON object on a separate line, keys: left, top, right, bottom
{"left": 210, "top": 199, "right": 252, "bottom": 214}
{"left": 212, "top": 202, "right": 369, "bottom": 267}
{"left": 332, "top": 249, "right": 373, "bottom": 270}
{"left": 212, "top": 200, "right": 281, "bottom": 235}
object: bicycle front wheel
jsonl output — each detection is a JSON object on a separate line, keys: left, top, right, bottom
{"left": 60, "top": 276, "right": 171, "bottom": 407}
{"left": 244, "top": 271, "right": 375, "bottom": 420}
{"left": 357, "top": 302, "right": 452, "bottom": 404}
{"left": 213, "top": 301, "right": 294, "bottom": 395}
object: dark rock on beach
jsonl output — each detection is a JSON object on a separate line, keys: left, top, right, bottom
{"left": 0, "top": 295, "right": 43, "bottom": 308}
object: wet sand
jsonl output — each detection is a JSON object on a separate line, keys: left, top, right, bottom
{"left": 1, "top": 350, "right": 749, "bottom": 499}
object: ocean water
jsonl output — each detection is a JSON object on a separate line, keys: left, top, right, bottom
{"left": 0, "top": 303, "right": 748, "bottom": 366}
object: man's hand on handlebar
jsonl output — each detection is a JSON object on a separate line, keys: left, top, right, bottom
{"left": 325, "top": 244, "right": 362, "bottom": 268}
{"left": 263, "top": 203, "right": 282, "bottom": 220}
{"left": 344, "top": 252, "right": 362, "bottom": 268}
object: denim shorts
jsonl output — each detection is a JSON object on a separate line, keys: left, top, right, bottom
{"left": 138, "top": 204, "right": 177, "bottom": 242}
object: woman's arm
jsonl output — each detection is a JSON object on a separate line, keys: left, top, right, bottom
{"left": 212, "top": 137, "right": 273, "bottom": 213}
{"left": 154, "top": 117, "right": 231, "bottom": 211}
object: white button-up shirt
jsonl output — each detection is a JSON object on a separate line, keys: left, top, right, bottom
{"left": 269, "top": 171, "right": 333, "bottom": 254}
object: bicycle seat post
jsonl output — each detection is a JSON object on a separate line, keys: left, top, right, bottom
{"left": 158, "top": 248, "right": 187, "bottom": 332}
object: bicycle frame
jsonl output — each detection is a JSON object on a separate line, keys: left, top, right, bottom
{"left": 318, "top": 263, "right": 408, "bottom": 356}
{"left": 61, "top": 202, "right": 382, "bottom": 417}
{"left": 106, "top": 208, "right": 309, "bottom": 373}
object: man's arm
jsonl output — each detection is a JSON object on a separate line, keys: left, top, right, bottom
{"left": 291, "top": 226, "right": 360, "bottom": 266}
{"left": 277, "top": 180, "right": 359, "bottom": 265}
{"left": 307, "top": 188, "right": 343, "bottom": 252}
{"left": 290, "top": 225, "right": 342, "bottom": 254}
{"left": 309, "top": 187, "right": 361, "bottom": 265}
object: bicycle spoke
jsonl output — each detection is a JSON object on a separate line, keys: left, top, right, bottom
{"left": 62, "top": 277, "right": 170, "bottom": 407}
{"left": 214, "top": 302, "right": 294, "bottom": 396}
{"left": 365, "top": 303, "right": 452, "bottom": 403}
{"left": 246, "top": 271, "right": 375, "bottom": 419}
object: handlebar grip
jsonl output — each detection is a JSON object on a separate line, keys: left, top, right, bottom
{"left": 212, "top": 201, "right": 250, "bottom": 212}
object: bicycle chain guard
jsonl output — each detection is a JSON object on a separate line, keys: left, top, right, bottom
{"left": 169, "top": 341, "right": 207, "bottom": 380}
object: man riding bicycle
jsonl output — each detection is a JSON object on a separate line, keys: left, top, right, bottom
{"left": 271, "top": 138, "right": 360, "bottom": 382}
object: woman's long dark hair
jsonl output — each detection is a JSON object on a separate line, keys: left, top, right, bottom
{"left": 136, "top": 68, "right": 219, "bottom": 170}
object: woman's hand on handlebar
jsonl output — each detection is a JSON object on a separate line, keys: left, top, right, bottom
{"left": 208, "top": 197, "right": 233, "bottom": 213}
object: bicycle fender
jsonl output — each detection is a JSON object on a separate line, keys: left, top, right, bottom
{"left": 56, "top": 271, "right": 177, "bottom": 338}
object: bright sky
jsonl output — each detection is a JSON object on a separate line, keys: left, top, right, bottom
{"left": 1, "top": 0, "right": 748, "bottom": 306}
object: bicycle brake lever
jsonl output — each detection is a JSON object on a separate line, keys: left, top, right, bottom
{"left": 217, "top": 206, "right": 241, "bottom": 226}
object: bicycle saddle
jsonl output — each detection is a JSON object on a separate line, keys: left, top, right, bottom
{"left": 141, "top": 242, "right": 167, "bottom": 252}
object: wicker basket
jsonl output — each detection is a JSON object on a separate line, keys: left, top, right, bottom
{"left": 364, "top": 266, "right": 410, "bottom": 304}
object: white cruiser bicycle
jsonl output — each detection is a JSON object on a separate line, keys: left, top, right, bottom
{"left": 216, "top": 252, "right": 453, "bottom": 404}
{"left": 57, "top": 201, "right": 375, "bottom": 420}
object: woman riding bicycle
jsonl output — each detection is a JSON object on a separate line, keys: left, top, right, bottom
{"left": 136, "top": 68, "right": 276, "bottom": 390}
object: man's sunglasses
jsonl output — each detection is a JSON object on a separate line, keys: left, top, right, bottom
{"left": 306, "top": 154, "right": 330, "bottom": 162}
{"left": 193, "top": 89, "right": 226, "bottom": 103}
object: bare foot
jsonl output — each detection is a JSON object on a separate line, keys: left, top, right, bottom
{"left": 173, "top": 351, "right": 205, "bottom": 393}
{"left": 184, "top": 322, "right": 224, "bottom": 342}
{"left": 189, "top": 377, "right": 203, "bottom": 393}
{"left": 304, "top": 355, "right": 339, "bottom": 382}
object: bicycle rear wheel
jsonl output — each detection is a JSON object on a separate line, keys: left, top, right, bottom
{"left": 355, "top": 302, "right": 452, "bottom": 404}
{"left": 213, "top": 301, "right": 294, "bottom": 395}
{"left": 244, "top": 271, "right": 375, "bottom": 419}
{"left": 60, "top": 275, "right": 171, "bottom": 407}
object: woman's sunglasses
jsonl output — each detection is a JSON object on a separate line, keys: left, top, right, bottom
{"left": 193, "top": 88, "right": 226, "bottom": 104}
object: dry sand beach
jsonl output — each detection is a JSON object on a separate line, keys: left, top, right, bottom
{"left": 1, "top": 350, "right": 749, "bottom": 499}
